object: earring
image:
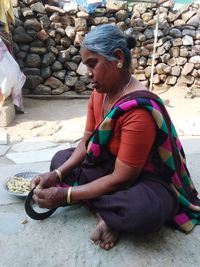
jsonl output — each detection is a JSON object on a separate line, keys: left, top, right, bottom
{"left": 117, "top": 62, "right": 123, "bottom": 69}
{"left": 88, "top": 72, "right": 92, "bottom": 77}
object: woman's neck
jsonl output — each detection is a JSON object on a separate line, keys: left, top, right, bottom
{"left": 106, "top": 74, "right": 133, "bottom": 104}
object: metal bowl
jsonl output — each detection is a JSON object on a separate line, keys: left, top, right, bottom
{"left": 3, "top": 171, "right": 41, "bottom": 198}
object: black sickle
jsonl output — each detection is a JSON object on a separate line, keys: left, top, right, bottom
{"left": 24, "top": 188, "right": 58, "bottom": 220}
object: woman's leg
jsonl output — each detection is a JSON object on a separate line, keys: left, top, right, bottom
{"left": 50, "top": 148, "right": 79, "bottom": 186}
{"left": 89, "top": 179, "right": 178, "bottom": 249}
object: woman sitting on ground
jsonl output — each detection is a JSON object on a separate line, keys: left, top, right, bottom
{"left": 32, "top": 24, "right": 200, "bottom": 250}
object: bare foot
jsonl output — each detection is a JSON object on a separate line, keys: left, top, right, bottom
{"left": 90, "top": 214, "right": 119, "bottom": 250}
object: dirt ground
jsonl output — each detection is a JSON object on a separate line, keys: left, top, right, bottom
{"left": 2, "top": 85, "right": 200, "bottom": 144}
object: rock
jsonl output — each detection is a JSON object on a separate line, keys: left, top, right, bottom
{"left": 74, "top": 18, "right": 87, "bottom": 31}
{"left": 171, "top": 38, "right": 183, "bottom": 46}
{"left": 74, "top": 31, "right": 84, "bottom": 47}
{"left": 176, "top": 57, "right": 187, "bottom": 65}
{"left": 74, "top": 80, "right": 86, "bottom": 93}
{"left": 30, "top": 47, "right": 47, "bottom": 54}
{"left": 187, "top": 15, "right": 200, "bottom": 28}
{"left": 165, "top": 76, "right": 177, "bottom": 85}
{"left": 189, "top": 56, "right": 200, "bottom": 64}
{"left": 76, "top": 62, "right": 87, "bottom": 76}
{"left": 30, "top": 2, "right": 46, "bottom": 14}
{"left": 53, "top": 70, "right": 66, "bottom": 81}
{"left": 72, "top": 55, "right": 82, "bottom": 64}
{"left": 21, "top": 7, "right": 34, "bottom": 18}
{"left": 169, "top": 47, "right": 179, "bottom": 57}
{"left": 13, "top": 26, "right": 33, "bottom": 43}
{"left": 180, "top": 47, "right": 189, "bottom": 57}
{"left": 45, "top": 4, "right": 66, "bottom": 15}
{"left": 24, "top": 18, "right": 41, "bottom": 31}
{"left": 64, "top": 61, "right": 78, "bottom": 71}
{"left": 156, "top": 63, "right": 171, "bottom": 74}
{"left": 45, "top": 76, "right": 63, "bottom": 88}
{"left": 182, "top": 35, "right": 194, "bottom": 46}
{"left": 182, "top": 63, "right": 194, "bottom": 75}
{"left": 182, "top": 29, "right": 196, "bottom": 38}
{"left": 160, "top": 53, "right": 171, "bottom": 63}
{"left": 51, "top": 86, "right": 66, "bottom": 95}
{"left": 63, "top": 2, "right": 78, "bottom": 13}
{"left": 25, "top": 54, "right": 41, "bottom": 67}
{"left": 61, "top": 37, "right": 71, "bottom": 48}
{"left": 177, "top": 75, "right": 194, "bottom": 85}
{"left": 50, "top": 12, "right": 60, "bottom": 22}
{"left": 115, "top": 10, "right": 128, "bottom": 22}
{"left": 65, "top": 26, "right": 76, "bottom": 40}
{"left": 169, "top": 28, "right": 182, "bottom": 38}
{"left": 79, "top": 75, "right": 91, "bottom": 84}
{"left": 34, "top": 84, "right": 52, "bottom": 94}
{"left": 65, "top": 75, "right": 78, "bottom": 87}
{"left": 152, "top": 74, "right": 160, "bottom": 84}
{"left": 170, "top": 66, "right": 181, "bottom": 76}
{"left": 144, "top": 28, "right": 154, "bottom": 39}
{"left": 24, "top": 75, "right": 43, "bottom": 89}
{"left": 37, "top": 30, "right": 49, "bottom": 41}
{"left": 40, "top": 15, "right": 51, "bottom": 29}
{"left": 58, "top": 50, "right": 71, "bottom": 62}
{"left": 182, "top": 11, "right": 196, "bottom": 23}
{"left": 41, "top": 66, "right": 52, "bottom": 79}
{"left": 167, "top": 57, "right": 176, "bottom": 66}
{"left": 42, "top": 52, "right": 56, "bottom": 66}
{"left": 93, "top": 17, "right": 109, "bottom": 25}
{"left": 77, "top": 11, "right": 89, "bottom": 19}
{"left": 23, "top": 67, "right": 40, "bottom": 75}
{"left": 16, "top": 51, "right": 27, "bottom": 60}
{"left": 138, "top": 56, "right": 147, "bottom": 66}
{"left": 52, "top": 61, "right": 63, "bottom": 71}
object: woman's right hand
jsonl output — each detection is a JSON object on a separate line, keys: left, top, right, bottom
{"left": 31, "top": 171, "right": 60, "bottom": 189}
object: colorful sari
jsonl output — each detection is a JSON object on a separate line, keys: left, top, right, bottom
{"left": 86, "top": 90, "right": 200, "bottom": 233}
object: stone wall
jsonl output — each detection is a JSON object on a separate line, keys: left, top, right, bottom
{"left": 11, "top": 0, "right": 200, "bottom": 95}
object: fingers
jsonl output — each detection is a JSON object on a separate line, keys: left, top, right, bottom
{"left": 33, "top": 188, "right": 52, "bottom": 209}
{"left": 31, "top": 175, "right": 41, "bottom": 189}
{"left": 32, "top": 187, "right": 66, "bottom": 209}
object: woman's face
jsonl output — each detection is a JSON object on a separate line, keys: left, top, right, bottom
{"left": 80, "top": 48, "right": 119, "bottom": 94}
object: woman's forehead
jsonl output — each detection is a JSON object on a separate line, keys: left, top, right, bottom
{"left": 80, "top": 48, "right": 102, "bottom": 63}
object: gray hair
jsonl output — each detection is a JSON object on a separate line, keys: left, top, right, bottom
{"left": 81, "top": 24, "right": 136, "bottom": 68}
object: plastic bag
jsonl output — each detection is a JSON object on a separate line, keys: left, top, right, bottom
{"left": 74, "top": 0, "right": 106, "bottom": 14}
{"left": 0, "top": 37, "right": 25, "bottom": 111}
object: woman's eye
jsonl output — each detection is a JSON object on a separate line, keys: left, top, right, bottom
{"left": 87, "top": 60, "right": 97, "bottom": 68}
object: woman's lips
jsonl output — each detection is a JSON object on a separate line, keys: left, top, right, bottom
{"left": 92, "top": 82, "right": 98, "bottom": 89}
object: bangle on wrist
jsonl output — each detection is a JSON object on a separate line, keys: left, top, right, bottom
{"left": 67, "top": 186, "right": 72, "bottom": 204}
{"left": 54, "top": 169, "right": 62, "bottom": 182}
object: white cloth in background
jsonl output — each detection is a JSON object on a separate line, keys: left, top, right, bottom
{"left": 0, "top": 37, "right": 25, "bottom": 111}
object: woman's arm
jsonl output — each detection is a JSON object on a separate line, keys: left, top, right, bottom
{"left": 57, "top": 130, "right": 92, "bottom": 176}
{"left": 71, "top": 158, "right": 141, "bottom": 201}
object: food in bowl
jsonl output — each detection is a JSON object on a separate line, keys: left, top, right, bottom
{"left": 6, "top": 176, "right": 31, "bottom": 194}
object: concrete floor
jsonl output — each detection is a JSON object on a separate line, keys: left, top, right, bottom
{"left": 0, "top": 89, "right": 200, "bottom": 267}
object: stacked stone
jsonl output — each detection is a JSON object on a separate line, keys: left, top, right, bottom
{"left": 11, "top": 0, "right": 130, "bottom": 95}
{"left": 11, "top": 0, "right": 200, "bottom": 95}
{"left": 130, "top": 1, "right": 200, "bottom": 89}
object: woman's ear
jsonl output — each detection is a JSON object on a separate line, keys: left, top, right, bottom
{"left": 113, "top": 48, "right": 125, "bottom": 67}
{"left": 113, "top": 48, "right": 124, "bottom": 61}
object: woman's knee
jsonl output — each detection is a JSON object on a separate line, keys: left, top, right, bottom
{"left": 50, "top": 148, "right": 74, "bottom": 171}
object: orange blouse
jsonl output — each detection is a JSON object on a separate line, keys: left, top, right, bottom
{"left": 85, "top": 90, "right": 157, "bottom": 168}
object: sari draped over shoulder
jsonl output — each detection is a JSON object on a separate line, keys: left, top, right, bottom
{"left": 85, "top": 90, "right": 200, "bottom": 233}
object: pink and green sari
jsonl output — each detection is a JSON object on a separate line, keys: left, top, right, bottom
{"left": 86, "top": 90, "right": 200, "bottom": 233}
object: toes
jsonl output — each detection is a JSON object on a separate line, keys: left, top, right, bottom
{"left": 90, "top": 227, "right": 102, "bottom": 242}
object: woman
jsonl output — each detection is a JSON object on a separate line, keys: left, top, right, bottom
{"left": 32, "top": 24, "right": 200, "bottom": 250}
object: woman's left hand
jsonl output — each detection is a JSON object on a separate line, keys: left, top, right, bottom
{"left": 33, "top": 187, "right": 66, "bottom": 209}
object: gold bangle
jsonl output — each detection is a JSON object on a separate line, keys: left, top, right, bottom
{"left": 54, "top": 169, "right": 62, "bottom": 182}
{"left": 67, "top": 186, "right": 72, "bottom": 204}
